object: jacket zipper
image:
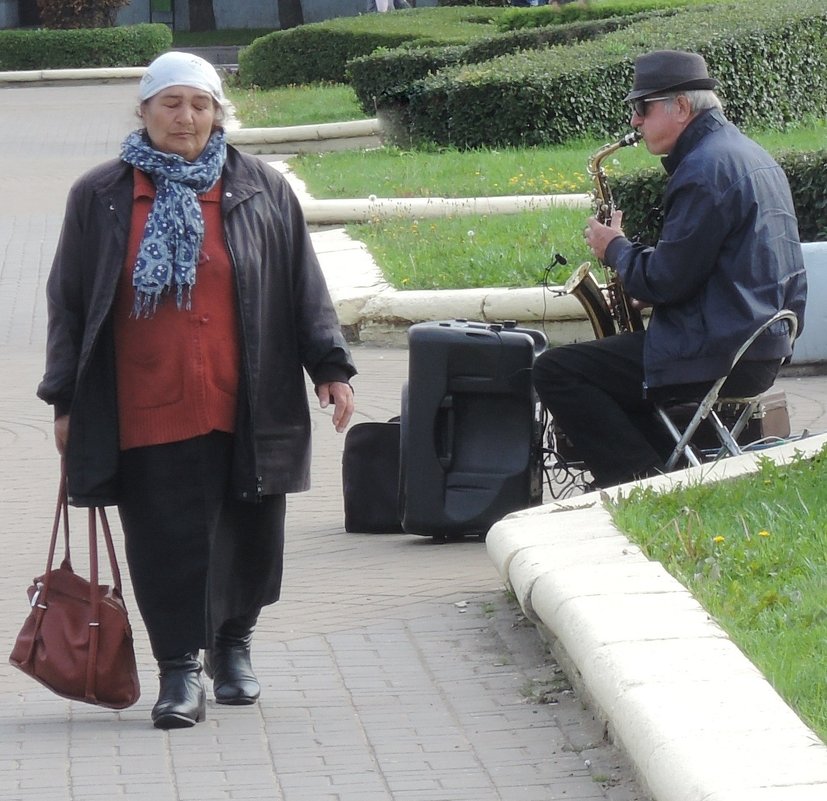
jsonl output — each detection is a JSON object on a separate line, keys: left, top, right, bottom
{"left": 223, "top": 211, "right": 263, "bottom": 501}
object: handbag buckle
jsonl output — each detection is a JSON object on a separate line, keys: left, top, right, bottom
{"left": 30, "top": 581, "right": 46, "bottom": 609}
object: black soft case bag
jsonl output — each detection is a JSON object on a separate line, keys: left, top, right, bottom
{"left": 342, "top": 419, "right": 404, "bottom": 533}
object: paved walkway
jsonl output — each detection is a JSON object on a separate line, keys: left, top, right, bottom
{"left": 3, "top": 79, "right": 826, "bottom": 801}
{"left": 0, "top": 80, "right": 650, "bottom": 801}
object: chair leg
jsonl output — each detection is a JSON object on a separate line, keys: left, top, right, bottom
{"left": 710, "top": 399, "right": 759, "bottom": 460}
{"left": 655, "top": 406, "right": 703, "bottom": 471}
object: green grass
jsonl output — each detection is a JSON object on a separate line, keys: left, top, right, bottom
{"left": 350, "top": 207, "right": 589, "bottom": 290}
{"left": 292, "top": 117, "right": 827, "bottom": 200}
{"left": 610, "top": 449, "right": 827, "bottom": 744}
{"left": 294, "top": 118, "right": 824, "bottom": 289}
{"left": 293, "top": 140, "right": 616, "bottom": 198}
{"left": 228, "top": 84, "right": 368, "bottom": 128}
{"left": 226, "top": 79, "right": 825, "bottom": 290}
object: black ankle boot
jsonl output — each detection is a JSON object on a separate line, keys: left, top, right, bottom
{"left": 204, "top": 625, "right": 260, "bottom": 705}
{"left": 151, "top": 654, "right": 206, "bottom": 729}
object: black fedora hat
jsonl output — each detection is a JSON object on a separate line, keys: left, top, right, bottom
{"left": 624, "top": 50, "right": 719, "bottom": 102}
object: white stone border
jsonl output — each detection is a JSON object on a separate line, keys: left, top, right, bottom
{"left": 487, "top": 434, "right": 827, "bottom": 801}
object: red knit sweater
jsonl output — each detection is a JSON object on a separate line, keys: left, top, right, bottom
{"left": 113, "top": 169, "right": 240, "bottom": 450}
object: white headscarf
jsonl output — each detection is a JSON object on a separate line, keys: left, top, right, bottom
{"left": 138, "top": 51, "right": 226, "bottom": 104}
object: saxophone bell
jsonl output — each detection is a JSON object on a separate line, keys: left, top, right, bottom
{"left": 563, "top": 262, "right": 616, "bottom": 339}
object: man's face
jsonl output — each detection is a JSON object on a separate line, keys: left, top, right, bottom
{"left": 630, "top": 95, "right": 688, "bottom": 157}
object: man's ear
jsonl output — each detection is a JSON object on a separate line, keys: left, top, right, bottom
{"left": 675, "top": 94, "right": 694, "bottom": 122}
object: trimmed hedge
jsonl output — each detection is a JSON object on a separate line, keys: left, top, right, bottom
{"left": 348, "top": 10, "right": 675, "bottom": 116}
{"left": 237, "top": 6, "right": 512, "bottom": 88}
{"left": 495, "top": 0, "right": 696, "bottom": 31}
{"left": 0, "top": 23, "right": 171, "bottom": 70}
{"left": 615, "top": 150, "right": 827, "bottom": 244}
{"left": 240, "top": 28, "right": 423, "bottom": 88}
{"left": 438, "top": 1, "right": 508, "bottom": 6}
{"left": 387, "top": 0, "right": 827, "bottom": 148}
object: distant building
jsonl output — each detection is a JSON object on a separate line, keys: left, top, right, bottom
{"left": 2, "top": 0, "right": 438, "bottom": 31}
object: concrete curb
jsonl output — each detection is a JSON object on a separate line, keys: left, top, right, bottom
{"left": 0, "top": 66, "right": 145, "bottom": 84}
{"left": 228, "top": 120, "right": 383, "bottom": 154}
{"left": 231, "top": 122, "right": 382, "bottom": 143}
{"left": 300, "top": 192, "right": 590, "bottom": 224}
{"left": 486, "top": 433, "right": 827, "bottom": 801}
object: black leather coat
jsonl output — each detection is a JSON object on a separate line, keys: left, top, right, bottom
{"left": 605, "top": 109, "right": 807, "bottom": 389}
{"left": 38, "top": 145, "right": 356, "bottom": 506}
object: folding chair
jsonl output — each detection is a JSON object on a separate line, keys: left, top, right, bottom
{"left": 654, "top": 310, "right": 799, "bottom": 471}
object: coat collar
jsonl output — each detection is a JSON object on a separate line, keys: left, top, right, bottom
{"left": 219, "top": 146, "right": 264, "bottom": 213}
{"left": 661, "top": 108, "right": 727, "bottom": 175}
{"left": 86, "top": 144, "right": 263, "bottom": 217}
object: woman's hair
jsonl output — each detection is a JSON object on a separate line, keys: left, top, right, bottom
{"left": 214, "top": 95, "right": 240, "bottom": 131}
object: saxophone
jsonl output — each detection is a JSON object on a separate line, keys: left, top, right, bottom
{"left": 564, "top": 131, "right": 645, "bottom": 338}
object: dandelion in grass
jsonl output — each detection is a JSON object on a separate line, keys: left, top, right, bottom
{"left": 758, "top": 530, "right": 770, "bottom": 538}
{"left": 713, "top": 535, "right": 726, "bottom": 544}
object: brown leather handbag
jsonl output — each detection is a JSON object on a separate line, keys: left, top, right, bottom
{"left": 9, "top": 472, "right": 141, "bottom": 709}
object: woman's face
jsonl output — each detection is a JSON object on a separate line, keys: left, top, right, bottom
{"left": 141, "top": 85, "right": 218, "bottom": 161}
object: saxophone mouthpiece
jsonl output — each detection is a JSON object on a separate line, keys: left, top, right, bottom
{"left": 622, "top": 130, "right": 643, "bottom": 147}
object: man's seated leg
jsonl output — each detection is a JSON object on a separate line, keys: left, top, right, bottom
{"left": 532, "top": 332, "right": 664, "bottom": 488}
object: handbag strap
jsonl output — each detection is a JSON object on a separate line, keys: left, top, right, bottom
{"left": 83, "top": 489, "right": 124, "bottom": 702}
{"left": 39, "top": 466, "right": 122, "bottom": 597}
{"left": 85, "top": 507, "right": 101, "bottom": 702}
{"left": 34, "top": 467, "right": 72, "bottom": 608}
{"left": 19, "top": 467, "right": 75, "bottom": 666}
{"left": 97, "top": 507, "right": 123, "bottom": 594}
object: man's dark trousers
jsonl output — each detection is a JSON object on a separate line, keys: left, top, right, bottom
{"left": 532, "top": 331, "right": 779, "bottom": 487}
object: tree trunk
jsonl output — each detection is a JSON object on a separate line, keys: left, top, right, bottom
{"left": 188, "top": 0, "right": 216, "bottom": 32}
{"left": 277, "top": 0, "right": 304, "bottom": 30}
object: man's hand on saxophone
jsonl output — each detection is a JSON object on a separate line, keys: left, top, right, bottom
{"left": 584, "top": 211, "right": 624, "bottom": 262}
{"left": 583, "top": 212, "right": 651, "bottom": 310}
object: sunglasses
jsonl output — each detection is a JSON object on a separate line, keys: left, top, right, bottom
{"left": 630, "top": 96, "right": 671, "bottom": 117}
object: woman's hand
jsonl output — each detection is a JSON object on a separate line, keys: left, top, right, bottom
{"left": 54, "top": 414, "right": 70, "bottom": 455}
{"left": 316, "top": 382, "right": 354, "bottom": 433}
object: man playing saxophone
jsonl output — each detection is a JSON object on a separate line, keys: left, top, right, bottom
{"left": 533, "top": 50, "right": 807, "bottom": 488}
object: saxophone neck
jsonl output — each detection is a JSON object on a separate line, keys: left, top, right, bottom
{"left": 587, "top": 130, "right": 642, "bottom": 177}
{"left": 588, "top": 130, "right": 642, "bottom": 220}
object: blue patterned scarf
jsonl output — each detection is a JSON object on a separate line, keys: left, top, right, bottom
{"left": 120, "top": 129, "right": 227, "bottom": 317}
